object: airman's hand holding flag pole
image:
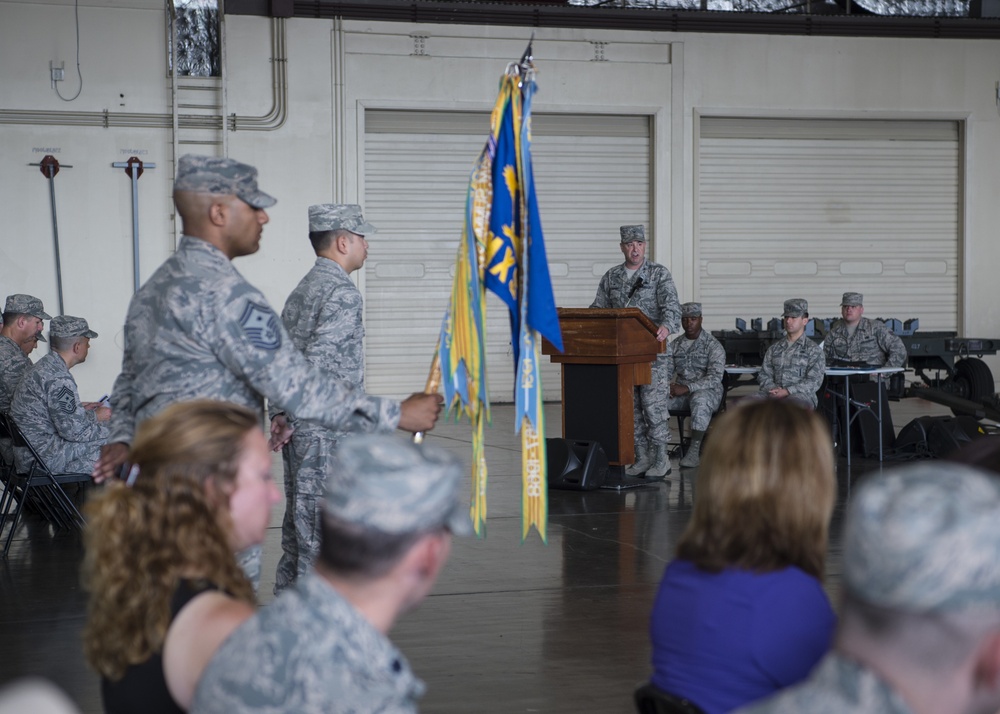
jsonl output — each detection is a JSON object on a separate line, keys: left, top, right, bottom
{"left": 428, "top": 38, "right": 563, "bottom": 540}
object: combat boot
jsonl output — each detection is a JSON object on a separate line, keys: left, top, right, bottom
{"left": 645, "top": 443, "right": 671, "bottom": 481}
{"left": 680, "top": 430, "right": 706, "bottom": 469}
{"left": 625, "top": 447, "right": 653, "bottom": 476}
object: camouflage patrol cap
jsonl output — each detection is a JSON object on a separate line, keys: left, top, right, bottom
{"left": 619, "top": 225, "right": 646, "bottom": 244}
{"left": 845, "top": 463, "right": 1000, "bottom": 612}
{"left": 308, "top": 204, "right": 377, "bottom": 236}
{"left": 681, "top": 302, "right": 702, "bottom": 318}
{"left": 782, "top": 298, "right": 809, "bottom": 317}
{"left": 323, "top": 434, "right": 472, "bottom": 537}
{"left": 49, "top": 315, "right": 97, "bottom": 339}
{"left": 174, "top": 154, "right": 277, "bottom": 209}
{"left": 841, "top": 292, "right": 864, "bottom": 307}
{"left": 3, "top": 294, "right": 51, "bottom": 321}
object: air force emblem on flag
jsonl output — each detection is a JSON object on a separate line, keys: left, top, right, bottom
{"left": 54, "top": 385, "right": 77, "bottom": 414}
{"left": 239, "top": 301, "right": 282, "bottom": 350}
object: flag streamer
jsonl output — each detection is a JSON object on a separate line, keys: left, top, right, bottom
{"left": 435, "top": 50, "right": 562, "bottom": 540}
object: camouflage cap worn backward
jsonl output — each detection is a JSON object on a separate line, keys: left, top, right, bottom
{"left": 4, "top": 294, "right": 51, "bottom": 321}
{"left": 308, "top": 204, "right": 377, "bottom": 237}
{"left": 841, "top": 292, "right": 864, "bottom": 307}
{"left": 782, "top": 298, "right": 808, "bottom": 317}
{"left": 845, "top": 462, "right": 1000, "bottom": 612}
{"left": 619, "top": 225, "right": 646, "bottom": 244}
{"left": 49, "top": 315, "right": 97, "bottom": 339}
{"left": 173, "top": 154, "right": 277, "bottom": 209}
{"left": 681, "top": 302, "right": 702, "bottom": 318}
{"left": 323, "top": 434, "right": 473, "bottom": 536}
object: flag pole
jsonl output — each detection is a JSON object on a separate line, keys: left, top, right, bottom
{"left": 413, "top": 350, "right": 441, "bottom": 445}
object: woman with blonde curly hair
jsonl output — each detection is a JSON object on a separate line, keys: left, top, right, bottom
{"left": 82, "top": 400, "right": 281, "bottom": 713}
{"left": 648, "top": 399, "right": 837, "bottom": 714}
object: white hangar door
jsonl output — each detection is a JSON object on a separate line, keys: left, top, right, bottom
{"left": 363, "top": 110, "right": 652, "bottom": 402}
{"left": 697, "top": 117, "right": 960, "bottom": 330}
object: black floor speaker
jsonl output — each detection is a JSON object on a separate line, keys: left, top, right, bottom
{"left": 895, "top": 415, "right": 986, "bottom": 458}
{"left": 546, "top": 438, "right": 609, "bottom": 491}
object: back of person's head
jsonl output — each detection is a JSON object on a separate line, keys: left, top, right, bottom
{"left": 676, "top": 399, "right": 835, "bottom": 578}
{"left": 947, "top": 436, "right": 1000, "bottom": 476}
{"left": 317, "top": 434, "right": 470, "bottom": 580}
{"left": 840, "top": 461, "right": 1000, "bottom": 684}
{"left": 82, "top": 400, "right": 260, "bottom": 680}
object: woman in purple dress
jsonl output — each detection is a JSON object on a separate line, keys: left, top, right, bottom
{"left": 650, "top": 399, "right": 837, "bottom": 714}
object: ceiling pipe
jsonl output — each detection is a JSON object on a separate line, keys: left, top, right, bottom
{"left": 0, "top": 18, "right": 288, "bottom": 132}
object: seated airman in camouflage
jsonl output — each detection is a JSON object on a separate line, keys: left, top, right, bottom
{"left": 824, "top": 292, "right": 906, "bottom": 368}
{"left": 666, "top": 302, "right": 725, "bottom": 469}
{"left": 192, "top": 435, "right": 471, "bottom": 714}
{"left": 10, "top": 316, "right": 110, "bottom": 474}
{"left": 0, "top": 294, "right": 50, "bottom": 414}
{"left": 758, "top": 299, "right": 825, "bottom": 409}
{"left": 738, "top": 462, "right": 1000, "bottom": 714}
{"left": 275, "top": 203, "right": 397, "bottom": 595}
{"left": 0, "top": 294, "right": 50, "bottom": 470}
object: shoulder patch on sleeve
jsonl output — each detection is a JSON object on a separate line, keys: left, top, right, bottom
{"left": 54, "top": 385, "right": 77, "bottom": 414}
{"left": 239, "top": 301, "right": 282, "bottom": 351}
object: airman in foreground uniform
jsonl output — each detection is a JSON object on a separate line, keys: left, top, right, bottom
{"left": 192, "top": 435, "right": 470, "bottom": 714}
{"left": 591, "top": 225, "right": 680, "bottom": 480}
{"left": 666, "top": 302, "right": 725, "bottom": 468}
{"left": 738, "top": 462, "right": 1000, "bottom": 714}
{"left": 758, "top": 298, "right": 825, "bottom": 409}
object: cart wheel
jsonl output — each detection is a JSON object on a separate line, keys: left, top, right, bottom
{"left": 950, "top": 358, "right": 995, "bottom": 414}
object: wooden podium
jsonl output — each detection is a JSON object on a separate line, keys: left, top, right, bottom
{"left": 541, "top": 308, "right": 664, "bottom": 465}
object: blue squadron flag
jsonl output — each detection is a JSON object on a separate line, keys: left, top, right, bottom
{"left": 435, "top": 46, "right": 562, "bottom": 540}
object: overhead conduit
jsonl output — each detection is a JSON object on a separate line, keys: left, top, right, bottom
{"left": 0, "top": 17, "right": 287, "bottom": 132}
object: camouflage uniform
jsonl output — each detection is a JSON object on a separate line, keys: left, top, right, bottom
{"left": 736, "top": 653, "right": 913, "bottom": 714}
{"left": 0, "top": 336, "right": 31, "bottom": 413}
{"left": 107, "top": 237, "right": 400, "bottom": 444}
{"left": 666, "top": 329, "right": 725, "bottom": 432}
{"left": 758, "top": 336, "right": 825, "bottom": 409}
{"left": 591, "top": 257, "right": 680, "bottom": 455}
{"left": 191, "top": 435, "right": 471, "bottom": 714}
{"left": 276, "top": 255, "right": 373, "bottom": 592}
{"left": 10, "top": 351, "right": 108, "bottom": 474}
{"left": 0, "top": 294, "right": 51, "bottom": 468}
{"left": 191, "top": 571, "right": 425, "bottom": 714}
{"left": 0, "top": 336, "right": 31, "bottom": 469}
{"left": 824, "top": 317, "right": 906, "bottom": 367}
{"left": 108, "top": 157, "right": 401, "bottom": 585}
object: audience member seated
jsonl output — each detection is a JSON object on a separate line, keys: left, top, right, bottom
{"left": 191, "top": 434, "right": 471, "bottom": 714}
{"left": 649, "top": 399, "right": 837, "bottom": 714}
{"left": 758, "top": 298, "right": 825, "bottom": 408}
{"left": 0, "top": 293, "right": 50, "bottom": 413}
{"left": 0, "top": 294, "right": 50, "bottom": 469}
{"left": 9, "top": 316, "right": 109, "bottom": 475}
{"left": 737, "top": 461, "right": 1000, "bottom": 714}
{"left": 666, "top": 301, "right": 726, "bottom": 468}
{"left": 82, "top": 400, "right": 281, "bottom": 713}
{"left": 823, "top": 292, "right": 906, "bottom": 368}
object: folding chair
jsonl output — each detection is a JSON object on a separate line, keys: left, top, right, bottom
{"left": 634, "top": 683, "right": 706, "bottom": 714}
{"left": 0, "top": 413, "right": 91, "bottom": 557}
{"left": 0, "top": 412, "right": 14, "bottom": 487}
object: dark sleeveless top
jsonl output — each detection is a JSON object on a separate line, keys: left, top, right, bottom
{"left": 101, "top": 579, "right": 219, "bottom": 714}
